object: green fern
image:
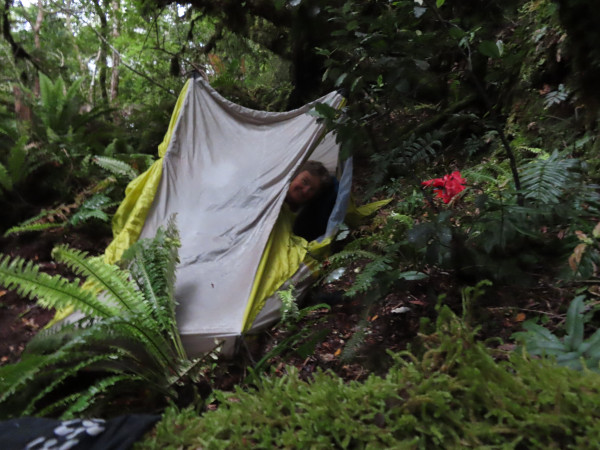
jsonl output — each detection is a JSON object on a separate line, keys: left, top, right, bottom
{"left": 278, "top": 285, "right": 299, "bottom": 323}
{"left": 340, "top": 319, "right": 369, "bottom": 362}
{"left": 345, "top": 255, "right": 394, "bottom": 298}
{"left": 4, "top": 222, "right": 66, "bottom": 237}
{"left": 4, "top": 194, "right": 116, "bottom": 237}
{"left": 38, "top": 73, "right": 84, "bottom": 134}
{"left": 0, "top": 253, "right": 118, "bottom": 318}
{"left": 93, "top": 156, "right": 138, "bottom": 180}
{"left": 396, "top": 132, "right": 443, "bottom": 167}
{"left": 369, "top": 132, "right": 443, "bottom": 189}
{"left": 70, "top": 209, "right": 110, "bottom": 225}
{"left": 520, "top": 151, "right": 580, "bottom": 205}
{"left": 7, "top": 136, "right": 29, "bottom": 185}
{"left": 0, "top": 161, "right": 12, "bottom": 192}
{"left": 328, "top": 249, "right": 381, "bottom": 267}
{"left": 0, "top": 218, "right": 200, "bottom": 418}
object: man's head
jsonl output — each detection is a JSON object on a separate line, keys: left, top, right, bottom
{"left": 285, "top": 160, "right": 332, "bottom": 207}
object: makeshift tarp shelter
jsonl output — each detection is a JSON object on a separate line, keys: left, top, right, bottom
{"left": 103, "top": 76, "right": 375, "bottom": 357}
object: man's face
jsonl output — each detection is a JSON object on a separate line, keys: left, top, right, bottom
{"left": 286, "top": 170, "right": 321, "bottom": 206}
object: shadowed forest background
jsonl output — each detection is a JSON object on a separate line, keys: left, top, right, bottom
{"left": 2, "top": 0, "right": 600, "bottom": 447}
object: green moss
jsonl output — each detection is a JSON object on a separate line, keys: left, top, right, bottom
{"left": 137, "top": 307, "right": 600, "bottom": 449}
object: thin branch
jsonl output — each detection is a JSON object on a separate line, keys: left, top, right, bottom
{"left": 422, "top": 0, "right": 523, "bottom": 204}
{"left": 1, "top": 0, "right": 43, "bottom": 72}
{"left": 89, "top": 27, "right": 176, "bottom": 97}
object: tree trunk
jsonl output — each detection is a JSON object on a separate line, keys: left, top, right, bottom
{"left": 65, "top": 0, "right": 88, "bottom": 74}
{"left": 92, "top": 0, "right": 109, "bottom": 103}
{"left": 32, "top": 0, "right": 43, "bottom": 97}
{"left": 13, "top": 85, "right": 32, "bottom": 121}
{"left": 110, "top": 0, "right": 120, "bottom": 105}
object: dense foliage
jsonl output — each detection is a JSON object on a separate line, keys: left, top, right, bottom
{"left": 139, "top": 305, "right": 600, "bottom": 449}
{"left": 0, "top": 218, "right": 204, "bottom": 418}
{"left": 1, "top": 0, "right": 600, "bottom": 446}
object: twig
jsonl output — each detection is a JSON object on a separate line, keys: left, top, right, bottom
{"left": 486, "top": 306, "right": 564, "bottom": 319}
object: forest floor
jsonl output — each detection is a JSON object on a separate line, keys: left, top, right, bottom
{"left": 0, "top": 185, "right": 573, "bottom": 394}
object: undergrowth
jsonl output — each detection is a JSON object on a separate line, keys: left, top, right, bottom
{"left": 137, "top": 305, "right": 600, "bottom": 449}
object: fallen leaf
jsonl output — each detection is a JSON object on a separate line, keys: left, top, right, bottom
{"left": 334, "top": 348, "right": 342, "bottom": 357}
{"left": 409, "top": 299, "right": 426, "bottom": 306}
{"left": 569, "top": 243, "right": 587, "bottom": 271}
{"left": 515, "top": 313, "right": 526, "bottom": 322}
{"left": 370, "top": 314, "right": 378, "bottom": 321}
{"left": 497, "top": 343, "right": 516, "bottom": 352}
{"left": 594, "top": 222, "right": 600, "bottom": 239}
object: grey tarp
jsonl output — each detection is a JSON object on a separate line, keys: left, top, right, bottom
{"left": 138, "top": 78, "right": 344, "bottom": 356}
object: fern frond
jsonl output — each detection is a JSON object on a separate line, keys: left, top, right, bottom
{"left": 96, "top": 317, "right": 176, "bottom": 369}
{"left": 0, "top": 354, "right": 48, "bottom": 405}
{"left": 382, "top": 132, "right": 442, "bottom": 171}
{"left": 0, "top": 254, "right": 117, "bottom": 318}
{"left": 36, "top": 391, "right": 85, "bottom": 418}
{"left": 51, "top": 246, "right": 145, "bottom": 315}
{"left": 520, "top": 151, "right": 580, "bottom": 205}
{"left": 3, "top": 222, "right": 65, "bottom": 237}
{"left": 8, "top": 136, "right": 29, "bottom": 184}
{"left": 93, "top": 156, "right": 138, "bottom": 180}
{"left": 166, "top": 356, "right": 206, "bottom": 387}
{"left": 80, "top": 193, "right": 112, "bottom": 211}
{"left": 345, "top": 256, "right": 393, "bottom": 297}
{"left": 22, "top": 353, "right": 115, "bottom": 416}
{"left": 328, "top": 249, "right": 380, "bottom": 265}
{"left": 0, "top": 161, "right": 12, "bottom": 191}
{"left": 70, "top": 209, "right": 110, "bottom": 226}
{"left": 340, "top": 319, "right": 369, "bottom": 362}
{"left": 62, "top": 374, "right": 143, "bottom": 419}
{"left": 120, "top": 216, "right": 184, "bottom": 356}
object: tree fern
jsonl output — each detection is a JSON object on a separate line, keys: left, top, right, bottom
{"left": 0, "top": 218, "right": 200, "bottom": 418}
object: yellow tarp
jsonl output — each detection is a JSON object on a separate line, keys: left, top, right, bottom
{"left": 104, "top": 80, "right": 190, "bottom": 265}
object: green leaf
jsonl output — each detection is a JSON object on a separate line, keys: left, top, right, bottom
{"left": 436, "top": 0, "right": 445, "bottom": 7}
{"left": 335, "top": 73, "right": 348, "bottom": 87}
{"left": 449, "top": 27, "right": 466, "bottom": 40}
{"left": 478, "top": 40, "right": 501, "bottom": 59}
{"left": 0, "top": 162, "right": 13, "bottom": 191}
{"left": 565, "top": 296, "right": 586, "bottom": 351}
{"left": 397, "top": 271, "right": 428, "bottom": 281}
{"left": 309, "top": 102, "right": 337, "bottom": 121}
{"left": 516, "top": 321, "right": 568, "bottom": 355}
{"left": 93, "top": 156, "right": 138, "bottom": 180}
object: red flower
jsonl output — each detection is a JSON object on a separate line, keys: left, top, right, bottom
{"left": 421, "top": 171, "right": 466, "bottom": 203}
